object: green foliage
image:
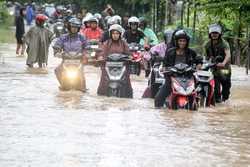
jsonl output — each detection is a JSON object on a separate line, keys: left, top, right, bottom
{"left": 0, "top": 1, "right": 10, "bottom": 25}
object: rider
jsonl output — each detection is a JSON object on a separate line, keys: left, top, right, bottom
{"left": 150, "top": 29, "right": 175, "bottom": 60}
{"left": 154, "top": 30, "right": 202, "bottom": 107}
{"left": 53, "top": 6, "right": 63, "bottom": 20}
{"left": 80, "top": 13, "right": 93, "bottom": 33}
{"left": 204, "top": 24, "right": 231, "bottom": 103}
{"left": 53, "top": 18, "right": 88, "bottom": 91}
{"left": 123, "top": 16, "right": 148, "bottom": 46}
{"left": 82, "top": 16, "right": 103, "bottom": 41}
{"left": 97, "top": 24, "right": 132, "bottom": 98}
{"left": 139, "top": 17, "right": 158, "bottom": 46}
{"left": 122, "top": 13, "right": 130, "bottom": 31}
{"left": 100, "top": 16, "right": 122, "bottom": 43}
{"left": 142, "top": 29, "right": 175, "bottom": 98}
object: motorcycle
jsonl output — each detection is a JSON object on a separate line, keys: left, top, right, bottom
{"left": 104, "top": 54, "right": 131, "bottom": 97}
{"left": 164, "top": 63, "right": 197, "bottom": 110}
{"left": 194, "top": 61, "right": 216, "bottom": 107}
{"left": 128, "top": 43, "right": 144, "bottom": 75}
{"left": 53, "top": 19, "right": 65, "bottom": 38}
{"left": 85, "top": 40, "right": 102, "bottom": 64}
{"left": 147, "top": 54, "right": 165, "bottom": 98}
{"left": 55, "top": 51, "right": 85, "bottom": 91}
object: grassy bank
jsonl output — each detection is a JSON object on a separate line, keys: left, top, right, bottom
{"left": 0, "top": 26, "right": 15, "bottom": 43}
{"left": 0, "top": 6, "right": 15, "bottom": 44}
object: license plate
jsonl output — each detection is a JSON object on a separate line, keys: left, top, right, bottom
{"left": 106, "top": 62, "right": 124, "bottom": 67}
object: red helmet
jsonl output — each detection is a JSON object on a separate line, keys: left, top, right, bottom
{"left": 35, "top": 14, "right": 48, "bottom": 24}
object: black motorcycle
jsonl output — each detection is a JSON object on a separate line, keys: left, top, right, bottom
{"left": 147, "top": 54, "right": 165, "bottom": 98}
{"left": 105, "top": 54, "right": 131, "bottom": 97}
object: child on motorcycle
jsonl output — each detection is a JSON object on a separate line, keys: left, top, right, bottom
{"left": 53, "top": 17, "right": 88, "bottom": 92}
{"left": 154, "top": 30, "right": 202, "bottom": 108}
{"left": 97, "top": 24, "right": 132, "bottom": 98}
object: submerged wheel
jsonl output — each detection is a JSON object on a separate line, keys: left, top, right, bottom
{"left": 107, "top": 88, "right": 120, "bottom": 97}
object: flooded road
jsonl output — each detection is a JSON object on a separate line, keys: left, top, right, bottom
{"left": 0, "top": 43, "right": 250, "bottom": 167}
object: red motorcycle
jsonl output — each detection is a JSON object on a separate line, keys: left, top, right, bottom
{"left": 165, "top": 63, "right": 198, "bottom": 110}
{"left": 128, "top": 43, "right": 144, "bottom": 75}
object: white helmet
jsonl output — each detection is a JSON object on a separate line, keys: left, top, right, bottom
{"left": 109, "top": 24, "right": 124, "bottom": 35}
{"left": 112, "top": 15, "right": 122, "bottom": 25}
{"left": 107, "top": 17, "right": 116, "bottom": 26}
{"left": 209, "top": 24, "right": 222, "bottom": 34}
{"left": 88, "top": 16, "right": 99, "bottom": 24}
{"left": 128, "top": 16, "right": 139, "bottom": 24}
{"left": 94, "top": 13, "right": 102, "bottom": 20}
{"left": 66, "top": 9, "right": 72, "bottom": 14}
{"left": 82, "top": 14, "right": 93, "bottom": 24}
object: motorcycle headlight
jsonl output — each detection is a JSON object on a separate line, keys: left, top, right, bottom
{"left": 66, "top": 68, "right": 78, "bottom": 79}
{"left": 220, "top": 69, "right": 229, "bottom": 75}
{"left": 186, "top": 82, "right": 195, "bottom": 95}
{"left": 90, "top": 51, "right": 96, "bottom": 57}
{"left": 57, "top": 26, "right": 63, "bottom": 30}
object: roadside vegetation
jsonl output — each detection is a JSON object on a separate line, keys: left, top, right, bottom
{"left": 0, "top": 1, "right": 15, "bottom": 43}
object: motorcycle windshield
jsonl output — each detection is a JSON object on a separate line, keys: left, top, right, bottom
{"left": 106, "top": 62, "right": 126, "bottom": 81}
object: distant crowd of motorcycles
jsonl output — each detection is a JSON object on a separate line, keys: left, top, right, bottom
{"left": 13, "top": 3, "right": 230, "bottom": 111}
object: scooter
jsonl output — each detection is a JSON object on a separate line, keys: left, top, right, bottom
{"left": 55, "top": 51, "right": 85, "bottom": 91}
{"left": 164, "top": 63, "right": 197, "bottom": 110}
{"left": 147, "top": 54, "right": 165, "bottom": 98}
{"left": 194, "top": 61, "right": 216, "bottom": 107}
{"left": 128, "top": 43, "right": 144, "bottom": 75}
{"left": 105, "top": 54, "right": 131, "bottom": 97}
{"left": 85, "top": 40, "right": 102, "bottom": 64}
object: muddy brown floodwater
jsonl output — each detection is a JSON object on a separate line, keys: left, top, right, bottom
{"left": 0, "top": 43, "right": 250, "bottom": 167}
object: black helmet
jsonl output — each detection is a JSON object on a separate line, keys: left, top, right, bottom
{"left": 174, "top": 30, "right": 190, "bottom": 47}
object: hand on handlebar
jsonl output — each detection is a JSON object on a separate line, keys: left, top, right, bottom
{"left": 216, "top": 62, "right": 226, "bottom": 68}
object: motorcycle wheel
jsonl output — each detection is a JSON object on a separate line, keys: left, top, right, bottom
{"left": 136, "top": 63, "right": 141, "bottom": 76}
{"left": 151, "top": 83, "right": 161, "bottom": 98}
{"left": 107, "top": 88, "right": 120, "bottom": 97}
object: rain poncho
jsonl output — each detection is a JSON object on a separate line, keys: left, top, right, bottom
{"left": 140, "top": 28, "right": 158, "bottom": 46}
{"left": 25, "top": 26, "right": 53, "bottom": 66}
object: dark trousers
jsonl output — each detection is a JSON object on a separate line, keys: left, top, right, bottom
{"left": 214, "top": 74, "right": 231, "bottom": 101}
{"left": 154, "top": 76, "right": 171, "bottom": 107}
